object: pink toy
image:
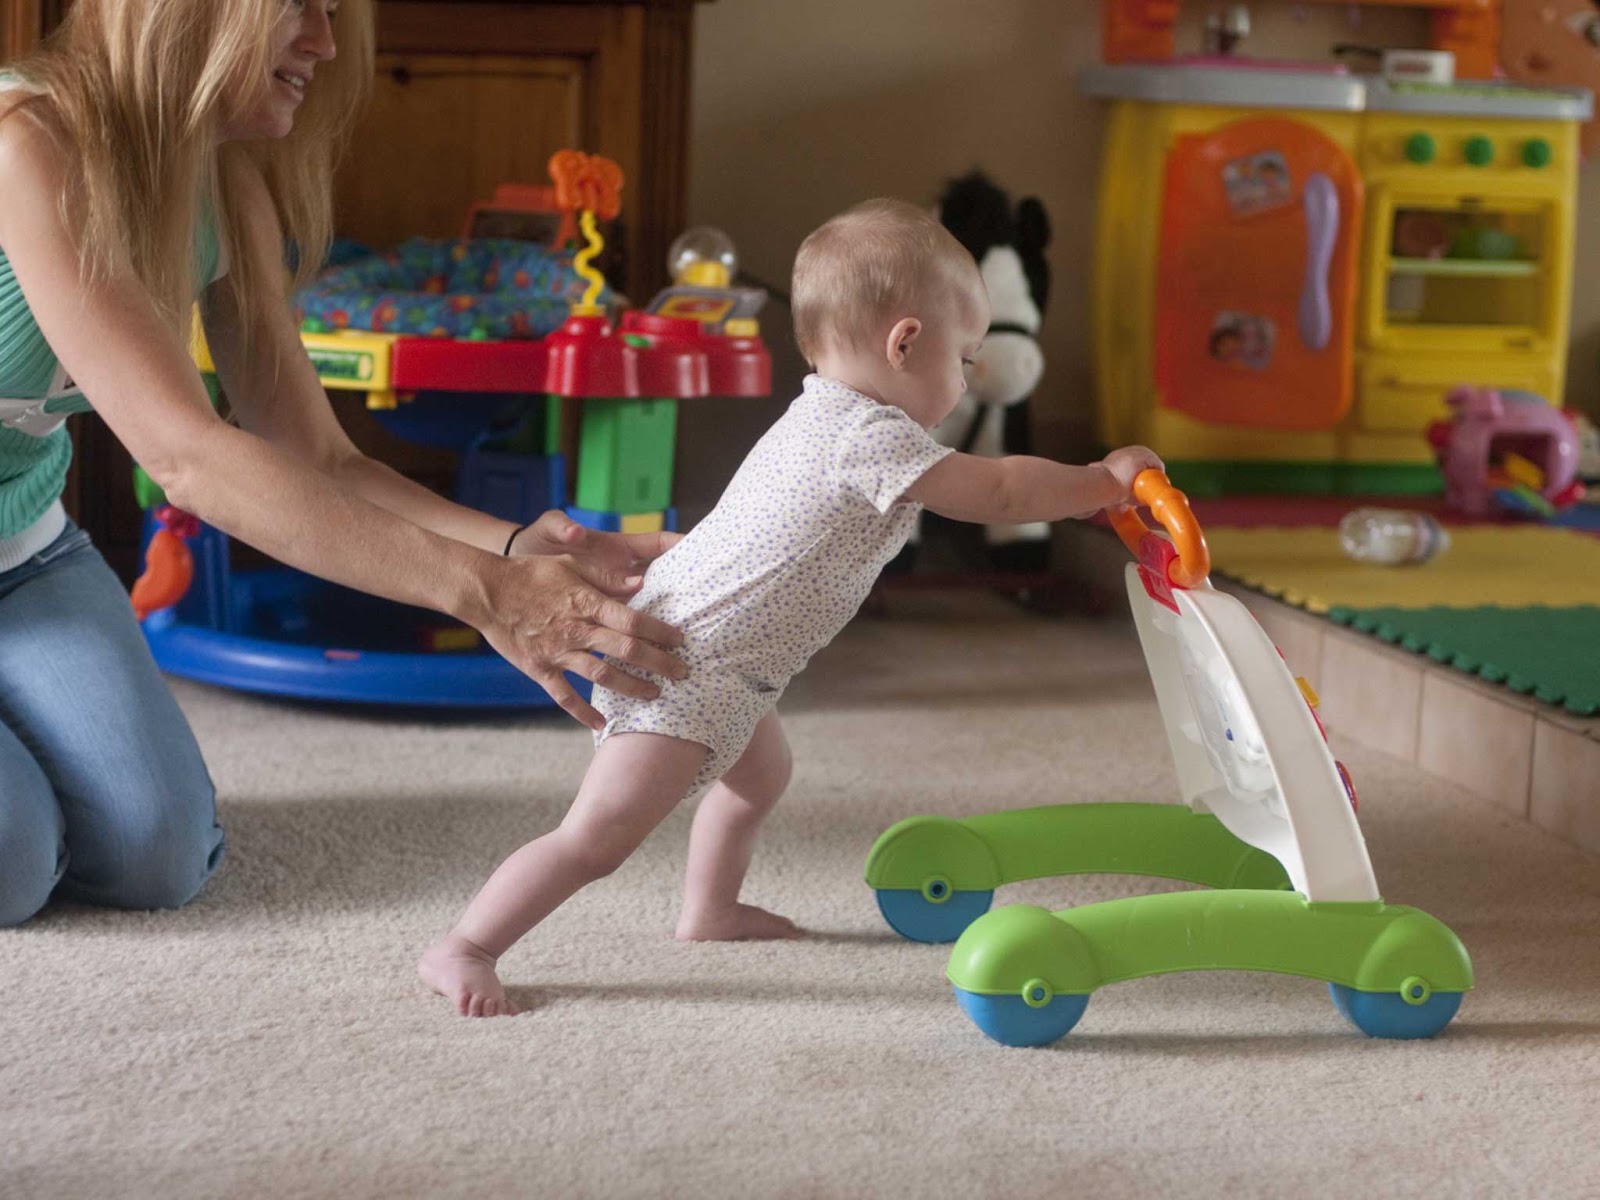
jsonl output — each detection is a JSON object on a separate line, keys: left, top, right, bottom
{"left": 1428, "top": 387, "right": 1583, "bottom": 518}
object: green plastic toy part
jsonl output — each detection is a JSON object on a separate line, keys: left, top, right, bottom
{"left": 945, "top": 892, "right": 1474, "bottom": 1000}
{"left": 575, "top": 396, "right": 678, "bottom": 513}
{"left": 864, "top": 804, "right": 1290, "bottom": 895}
{"left": 132, "top": 465, "right": 166, "bottom": 511}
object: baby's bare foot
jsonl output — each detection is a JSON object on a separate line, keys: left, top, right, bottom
{"left": 676, "top": 903, "right": 803, "bottom": 942}
{"left": 418, "top": 934, "right": 519, "bottom": 1017}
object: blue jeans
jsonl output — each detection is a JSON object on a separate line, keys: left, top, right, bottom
{"left": 0, "top": 521, "right": 224, "bottom": 925}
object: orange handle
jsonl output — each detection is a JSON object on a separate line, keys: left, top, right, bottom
{"left": 1105, "top": 469, "right": 1210, "bottom": 589}
{"left": 130, "top": 528, "right": 194, "bottom": 620}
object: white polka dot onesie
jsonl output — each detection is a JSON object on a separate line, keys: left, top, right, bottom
{"left": 591, "top": 375, "right": 954, "bottom": 795}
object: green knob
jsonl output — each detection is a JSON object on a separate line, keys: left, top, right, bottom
{"left": 1464, "top": 135, "right": 1494, "bottom": 166}
{"left": 1523, "top": 138, "right": 1552, "bottom": 168}
{"left": 132, "top": 465, "right": 167, "bottom": 510}
{"left": 1404, "top": 132, "right": 1435, "bottom": 164}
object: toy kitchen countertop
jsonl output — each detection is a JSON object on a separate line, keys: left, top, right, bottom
{"left": 1080, "top": 63, "right": 1594, "bottom": 121}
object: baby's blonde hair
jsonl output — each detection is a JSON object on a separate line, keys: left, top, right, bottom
{"left": 791, "top": 198, "right": 979, "bottom": 363}
{"left": 6, "top": 0, "right": 374, "bottom": 346}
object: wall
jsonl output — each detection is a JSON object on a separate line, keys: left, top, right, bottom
{"left": 679, "top": 0, "right": 1599, "bottom": 522}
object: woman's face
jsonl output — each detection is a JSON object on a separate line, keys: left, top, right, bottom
{"left": 221, "top": 0, "right": 339, "bottom": 142}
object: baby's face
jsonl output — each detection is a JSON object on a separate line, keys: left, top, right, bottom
{"left": 882, "top": 278, "right": 990, "bottom": 429}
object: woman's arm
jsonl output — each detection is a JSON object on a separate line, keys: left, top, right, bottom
{"left": 199, "top": 162, "right": 520, "bottom": 555}
{"left": 0, "top": 118, "right": 682, "bottom": 727}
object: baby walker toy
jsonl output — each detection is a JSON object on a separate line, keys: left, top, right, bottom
{"left": 864, "top": 470, "right": 1472, "bottom": 1046}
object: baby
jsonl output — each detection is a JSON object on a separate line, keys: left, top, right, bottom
{"left": 419, "top": 198, "right": 1162, "bottom": 1016}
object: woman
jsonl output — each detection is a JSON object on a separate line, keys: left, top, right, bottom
{"left": 0, "top": 0, "right": 685, "bottom": 926}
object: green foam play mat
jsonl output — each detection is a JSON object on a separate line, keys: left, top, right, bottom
{"left": 1201, "top": 524, "right": 1600, "bottom": 716}
{"left": 1326, "top": 605, "right": 1600, "bottom": 716}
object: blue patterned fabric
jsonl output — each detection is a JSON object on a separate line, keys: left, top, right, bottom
{"left": 292, "top": 238, "right": 602, "bottom": 340}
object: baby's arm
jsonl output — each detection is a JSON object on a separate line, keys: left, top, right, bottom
{"left": 903, "top": 445, "right": 1163, "bottom": 525}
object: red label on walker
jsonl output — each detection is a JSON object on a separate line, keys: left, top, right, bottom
{"left": 1135, "top": 534, "right": 1181, "bottom": 614}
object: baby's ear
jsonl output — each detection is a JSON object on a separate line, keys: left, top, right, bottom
{"left": 886, "top": 317, "right": 921, "bottom": 367}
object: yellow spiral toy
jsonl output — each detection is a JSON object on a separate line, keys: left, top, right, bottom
{"left": 572, "top": 210, "right": 606, "bottom": 316}
{"left": 548, "top": 150, "right": 624, "bottom": 318}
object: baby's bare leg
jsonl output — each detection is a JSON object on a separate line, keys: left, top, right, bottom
{"left": 676, "top": 712, "right": 800, "bottom": 941}
{"left": 419, "top": 733, "right": 707, "bottom": 1016}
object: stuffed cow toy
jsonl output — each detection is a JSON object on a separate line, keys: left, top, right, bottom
{"left": 898, "top": 171, "right": 1052, "bottom": 572}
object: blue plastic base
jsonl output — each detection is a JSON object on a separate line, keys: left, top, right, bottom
{"left": 1329, "top": 983, "right": 1463, "bottom": 1040}
{"left": 140, "top": 558, "right": 583, "bottom": 709}
{"left": 143, "top": 610, "right": 578, "bottom": 708}
{"left": 138, "top": 456, "right": 585, "bottom": 708}
{"left": 565, "top": 506, "right": 678, "bottom": 533}
{"left": 459, "top": 448, "right": 564, "bottom": 525}
{"left": 875, "top": 888, "right": 994, "bottom": 944}
{"left": 954, "top": 987, "right": 1090, "bottom": 1047}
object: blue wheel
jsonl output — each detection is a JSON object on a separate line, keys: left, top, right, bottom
{"left": 954, "top": 985, "right": 1089, "bottom": 1047}
{"left": 1329, "top": 982, "right": 1463, "bottom": 1040}
{"left": 875, "top": 887, "right": 993, "bottom": 944}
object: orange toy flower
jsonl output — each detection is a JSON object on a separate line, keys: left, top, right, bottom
{"left": 548, "top": 150, "right": 624, "bottom": 220}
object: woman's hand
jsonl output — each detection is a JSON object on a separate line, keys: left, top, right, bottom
{"left": 507, "top": 509, "right": 682, "bottom": 577}
{"left": 472, "top": 549, "right": 688, "bottom": 731}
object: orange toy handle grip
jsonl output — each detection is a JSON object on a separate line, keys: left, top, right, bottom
{"left": 130, "top": 529, "right": 194, "bottom": 620}
{"left": 129, "top": 506, "right": 198, "bottom": 620}
{"left": 1105, "top": 469, "right": 1211, "bottom": 589}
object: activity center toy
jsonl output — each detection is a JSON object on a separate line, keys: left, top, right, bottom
{"left": 1087, "top": 0, "right": 1593, "bottom": 497}
{"left": 866, "top": 470, "right": 1472, "bottom": 1047}
{"left": 129, "top": 152, "right": 770, "bottom": 707}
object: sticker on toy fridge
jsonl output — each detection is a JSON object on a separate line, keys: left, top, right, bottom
{"left": 1208, "top": 311, "right": 1275, "bottom": 370}
{"left": 1222, "top": 150, "right": 1292, "bottom": 217}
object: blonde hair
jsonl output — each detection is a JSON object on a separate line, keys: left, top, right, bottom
{"left": 5, "top": 0, "right": 373, "bottom": 345}
{"left": 790, "top": 198, "right": 978, "bottom": 363}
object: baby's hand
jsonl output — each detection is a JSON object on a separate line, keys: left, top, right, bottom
{"left": 1096, "top": 445, "right": 1164, "bottom": 502}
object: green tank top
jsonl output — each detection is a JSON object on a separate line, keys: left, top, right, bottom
{"left": 0, "top": 73, "right": 225, "bottom": 538}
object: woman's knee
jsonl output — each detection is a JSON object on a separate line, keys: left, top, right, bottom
{"left": 84, "top": 783, "right": 224, "bottom": 911}
{"left": 0, "top": 814, "right": 66, "bottom": 927}
{"left": 0, "top": 743, "right": 66, "bottom": 926}
{"left": 115, "top": 813, "right": 223, "bottom": 910}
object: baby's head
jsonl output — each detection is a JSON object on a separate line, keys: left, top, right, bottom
{"left": 792, "top": 198, "right": 989, "bottom": 428}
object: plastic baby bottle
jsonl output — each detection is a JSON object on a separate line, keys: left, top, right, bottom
{"left": 1338, "top": 508, "right": 1450, "bottom": 566}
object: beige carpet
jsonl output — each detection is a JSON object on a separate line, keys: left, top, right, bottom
{"left": 4, "top": 591, "right": 1599, "bottom": 1199}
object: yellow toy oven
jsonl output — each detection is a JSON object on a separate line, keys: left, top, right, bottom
{"left": 1086, "top": 64, "right": 1591, "bottom": 495}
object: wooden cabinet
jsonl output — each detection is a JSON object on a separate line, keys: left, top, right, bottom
{"left": 2, "top": 0, "right": 702, "bottom": 579}
{"left": 338, "top": 1, "right": 698, "bottom": 304}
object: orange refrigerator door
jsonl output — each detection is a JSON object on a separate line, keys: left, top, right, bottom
{"left": 1155, "top": 117, "right": 1362, "bottom": 431}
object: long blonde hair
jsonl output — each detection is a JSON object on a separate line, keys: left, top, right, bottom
{"left": 7, "top": 0, "right": 373, "bottom": 342}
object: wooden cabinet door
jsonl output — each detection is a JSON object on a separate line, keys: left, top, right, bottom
{"left": 342, "top": 1, "right": 695, "bottom": 303}
{"left": 337, "top": 52, "right": 588, "bottom": 250}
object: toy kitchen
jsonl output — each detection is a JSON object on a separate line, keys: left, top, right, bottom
{"left": 1086, "top": 0, "right": 1595, "bottom": 495}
